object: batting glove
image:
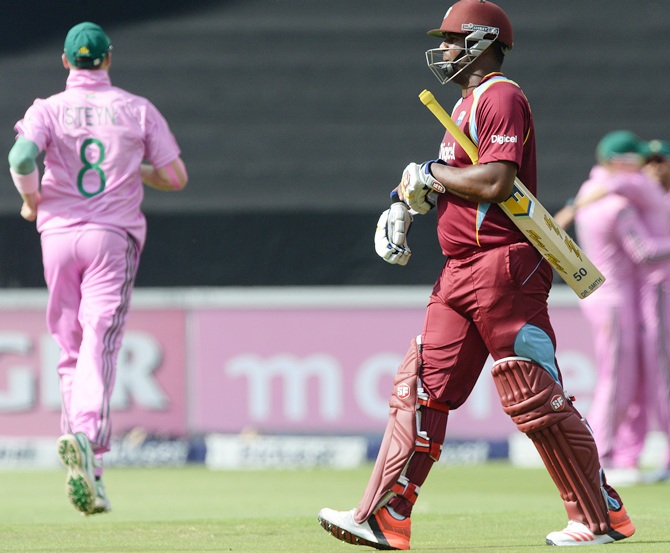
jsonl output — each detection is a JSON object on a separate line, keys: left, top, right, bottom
{"left": 400, "top": 160, "right": 446, "bottom": 214}
{"left": 374, "top": 202, "right": 413, "bottom": 266}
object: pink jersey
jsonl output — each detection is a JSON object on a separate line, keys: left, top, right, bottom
{"left": 436, "top": 73, "right": 536, "bottom": 258}
{"left": 575, "top": 166, "right": 670, "bottom": 469}
{"left": 615, "top": 173, "right": 670, "bottom": 285}
{"left": 14, "top": 69, "right": 181, "bottom": 248}
{"left": 575, "top": 169, "right": 641, "bottom": 305}
{"left": 575, "top": 166, "right": 670, "bottom": 304}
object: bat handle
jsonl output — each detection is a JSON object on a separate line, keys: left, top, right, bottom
{"left": 419, "top": 90, "right": 479, "bottom": 164}
{"left": 419, "top": 90, "right": 436, "bottom": 106}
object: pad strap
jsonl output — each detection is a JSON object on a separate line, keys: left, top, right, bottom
{"left": 415, "top": 390, "right": 448, "bottom": 461}
{"left": 390, "top": 475, "right": 420, "bottom": 505}
{"left": 415, "top": 431, "right": 442, "bottom": 461}
{"left": 417, "top": 394, "right": 451, "bottom": 413}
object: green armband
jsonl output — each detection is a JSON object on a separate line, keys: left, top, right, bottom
{"left": 8, "top": 137, "right": 39, "bottom": 175}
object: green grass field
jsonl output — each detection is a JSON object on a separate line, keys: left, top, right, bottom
{"left": 0, "top": 462, "right": 668, "bottom": 552}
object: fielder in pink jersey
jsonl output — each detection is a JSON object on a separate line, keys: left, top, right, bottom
{"left": 573, "top": 132, "right": 670, "bottom": 483}
{"left": 319, "top": 1, "right": 633, "bottom": 548}
{"left": 558, "top": 133, "right": 670, "bottom": 486}
{"left": 640, "top": 141, "right": 670, "bottom": 482}
{"left": 8, "top": 22, "right": 188, "bottom": 515}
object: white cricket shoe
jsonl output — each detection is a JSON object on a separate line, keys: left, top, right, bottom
{"left": 318, "top": 506, "right": 411, "bottom": 550}
{"left": 546, "top": 521, "right": 617, "bottom": 546}
{"left": 56, "top": 433, "right": 108, "bottom": 515}
{"left": 90, "top": 478, "right": 112, "bottom": 515}
{"left": 546, "top": 506, "right": 635, "bottom": 547}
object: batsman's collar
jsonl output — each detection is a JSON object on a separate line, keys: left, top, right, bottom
{"left": 64, "top": 22, "right": 111, "bottom": 69}
{"left": 596, "top": 130, "right": 646, "bottom": 162}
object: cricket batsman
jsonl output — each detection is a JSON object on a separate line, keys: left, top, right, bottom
{"left": 318, "top": 0, "right": 635, "bottom": 548}
{"left": 8, "top": 22, "right": 188, "bottom": 515}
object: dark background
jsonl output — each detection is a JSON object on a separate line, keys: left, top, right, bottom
{"left": 1, "top": 1, "right": 668, "bottom": 287}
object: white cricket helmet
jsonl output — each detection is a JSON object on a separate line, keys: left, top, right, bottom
{"left": 425, "top": 0, "right": 514, "bottom": 85}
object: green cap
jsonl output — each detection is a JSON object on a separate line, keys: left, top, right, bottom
{"left": 64, "top": 22, "right": 111, "bottom": 68}
{"left": 596, "top": 130, "right": 646, "bottom": 162}
{"left": 645, "top": 139, "right": 670, "bottom": 160}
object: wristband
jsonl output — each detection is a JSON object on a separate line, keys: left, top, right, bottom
{"left": 160, "top": 158, "right": 188, "bottom": 190}
{"left": 425, "top": 159, "right": 448, "bottom": 174}
{"left": 10, "top": 167, "right": 39, "bottom": 194}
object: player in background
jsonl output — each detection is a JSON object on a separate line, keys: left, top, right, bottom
{"left": 631, "top": 139, "right": 670, "bottom": 483}
{"left": 556, "top": 135, "right": 670, "bottom": 485}
{"left": 318, "top": 0, "right": 634, "bottom": 548}
{"left": 643, "top": 140, "right": 670, "bottom": 194}
{"left": 8, "top": 22, "right": 188, "bottom": 515}
{"left": 571, "top": 132, "right": 670, "bottom": 486}
{"left": 640, "top": 140, "right": 670, "bottom": 482}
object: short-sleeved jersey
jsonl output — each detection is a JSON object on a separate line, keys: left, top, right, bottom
{"left": 574, "top": 169, "right": 640, "bottom": 305}
{"left": 575, "top": 165, "right": 670, "bottom": 305}
{"left": 14, "top": 69, "right": 181, "bottom": 248}
{"left": 435, "top": 73, "right": 536, "bottom": 258}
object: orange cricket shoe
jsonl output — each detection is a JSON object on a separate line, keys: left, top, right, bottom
{"left": 318, "top": 505, "right": 411, "bottom": 550}
{"left": 608, "top": 505, "right": 635, "bottom": 540}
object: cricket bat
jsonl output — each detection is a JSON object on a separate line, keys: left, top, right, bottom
{"left": 418, "top": 89, "right": 605, "bottom": 299}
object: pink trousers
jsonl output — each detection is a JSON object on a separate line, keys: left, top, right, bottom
{"left": 41, "top": 227, "right": 139, "bottom": 468}
{"left": 580, "top": 298, "right": 645, "bottom": 469}
{"left": 639, "top": 272, "right": 670, "bottom": 470}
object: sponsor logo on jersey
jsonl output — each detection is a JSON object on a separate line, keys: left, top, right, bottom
{"left": 550, "top": 394, "right": 566, "bottom": 411}
{"left": 491, "top": 134, "right": 518, "bottom": 144}
{"left": 440, "top": 142, "right": 456, "bottom": 162}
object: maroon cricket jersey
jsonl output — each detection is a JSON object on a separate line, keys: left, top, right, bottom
{"left": 435, "top": 73, "right": 537, "bottom": 258}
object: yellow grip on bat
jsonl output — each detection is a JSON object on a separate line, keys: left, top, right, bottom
{"left": 419, "top": 90, "right": 479, "bottom": 164}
